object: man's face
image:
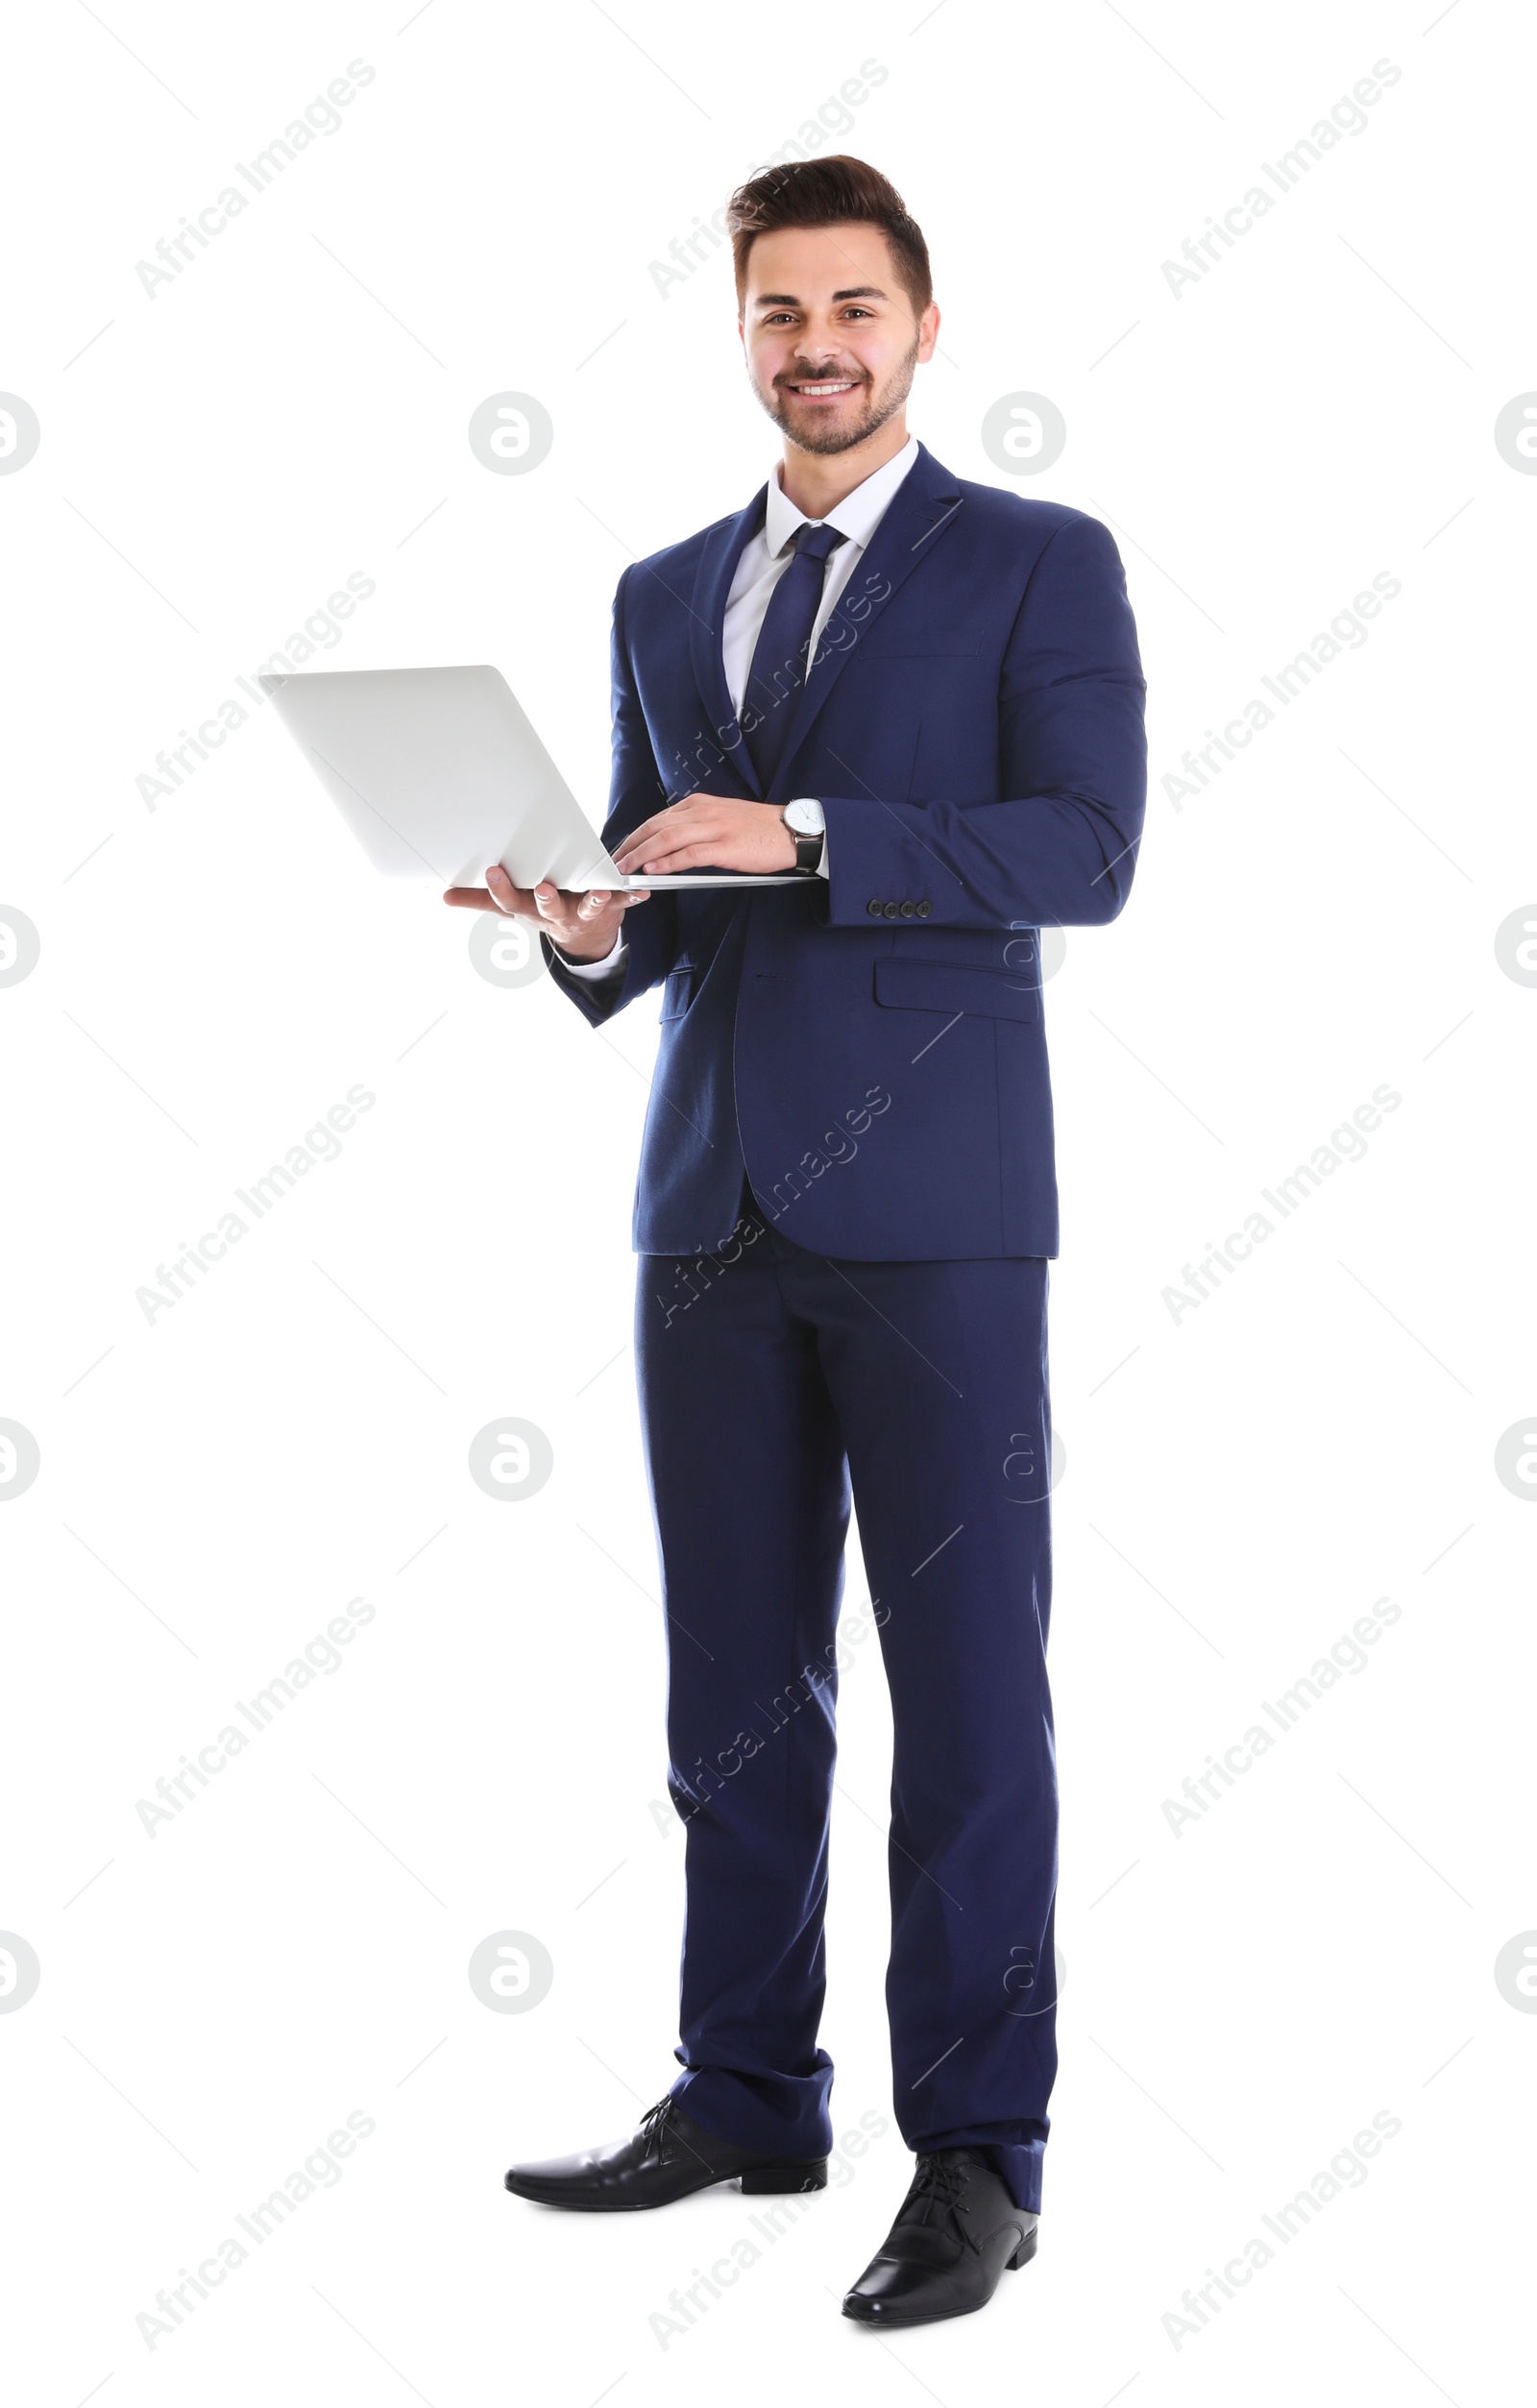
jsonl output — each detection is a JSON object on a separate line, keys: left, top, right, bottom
{"left": 739, "top": 221, "right": 939, "bottom": 457}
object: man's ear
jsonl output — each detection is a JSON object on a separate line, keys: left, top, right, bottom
{"left": 916, "top": 302, "right": 940, "bottom": 365}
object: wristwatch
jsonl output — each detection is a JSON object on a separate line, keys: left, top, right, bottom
{"left": 781, "top": 797, "right": 826, "bottom": 873}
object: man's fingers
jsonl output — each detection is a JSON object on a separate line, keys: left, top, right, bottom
{"left": 636, "top": 846, "right": 710, "bottom": 873}
{"left": 442, "top": 872, "right": 647, "bottom": 935}
{"left": 612, "top": 798, "right": 713, "bottom": 866}
{"left": 616, "top": 809, "right": 676, "bottom": 855}
{"left": 443, "top": 881, "right": 538, "bottom": 913}
{"left": 443, "top": 871, "right": 546, "bottom": 917}
{"left": 615, "top": 839, "right": 688, "bottom": 872}
{"left": 486, "top": 864, "right": 525, "bottom": 914}
{"left": 617, "top": 834, "right": 708, "bottom": 872}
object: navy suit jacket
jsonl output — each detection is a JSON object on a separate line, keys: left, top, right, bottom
{"left": 544, "top": 443, "right": 1146, "bottom": 1261}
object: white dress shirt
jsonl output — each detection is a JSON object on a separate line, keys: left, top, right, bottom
{"left": 559, "top": 434, "right": 921, "bottom": 982}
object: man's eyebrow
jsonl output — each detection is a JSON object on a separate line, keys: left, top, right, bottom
{"left": 751, "top": 284, "right": 889, "bottom": 307}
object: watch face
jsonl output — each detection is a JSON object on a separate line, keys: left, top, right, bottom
{"left": 786, "top": 802, "right": 821, "bottom": 834}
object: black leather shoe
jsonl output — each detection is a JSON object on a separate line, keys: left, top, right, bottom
{"left": 504, "top": 2093, "right": 827, "bottom": 2212}
{"left": 842, "top": 2149, "right": 1037, "bottom": 2324}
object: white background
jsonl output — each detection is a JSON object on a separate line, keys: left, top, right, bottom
{"left": 2, "top": 1, "right": 1532, "bottom": 2399}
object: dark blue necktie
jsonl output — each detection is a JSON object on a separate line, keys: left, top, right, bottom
{"left": 742, "top": 521, "right": 847, "bottom": 793}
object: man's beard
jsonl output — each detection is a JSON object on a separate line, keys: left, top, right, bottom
{"left": 757, "top": 336, "right": 919, "bottom": 456}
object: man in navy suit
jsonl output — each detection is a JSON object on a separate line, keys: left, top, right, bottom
{"left": 447, "top": 157, "right": 1145, "bottom": 2324}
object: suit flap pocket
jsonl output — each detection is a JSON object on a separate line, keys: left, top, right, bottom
{"left": 873, "top": 958, "right": 1042, "bottom": 1024}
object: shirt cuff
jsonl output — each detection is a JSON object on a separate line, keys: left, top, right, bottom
{"left": 552, "top": 935, "right": 627, "bottom": 980}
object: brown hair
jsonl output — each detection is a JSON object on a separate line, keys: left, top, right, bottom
{"left": 725, "top": 156, "right": 933, "bottom": 319}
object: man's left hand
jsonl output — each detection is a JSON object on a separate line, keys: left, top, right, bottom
{"left": 610, "top": 794, "right": 796, "bottom": 878}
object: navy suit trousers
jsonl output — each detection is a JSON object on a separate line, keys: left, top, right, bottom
{"left": 634, "top": 1209, "right": 1058, "bottom": 2214}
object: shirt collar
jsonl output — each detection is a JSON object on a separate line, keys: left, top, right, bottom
{"left": 763, "top": 431, "right": 921, "bottom": 557}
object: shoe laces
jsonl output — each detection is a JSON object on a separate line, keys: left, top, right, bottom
{"left": 638, "top": 2096, "right": 679, "bottom": 2163}
{"left": 908, "top": 2153, "right": 982, "bottom": 2250}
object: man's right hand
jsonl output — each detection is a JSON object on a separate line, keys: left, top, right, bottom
{"left": 441, "top": 864, "right": 649, "bottom": 961}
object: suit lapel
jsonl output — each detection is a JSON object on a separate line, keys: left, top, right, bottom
{"left": 683, "top": 487, "right": 767, "bottom": 800}
{"left": 770, "top": 444, "right": 964, "bottom": 795}
{"left": 674, "top": 446, "right": 964, "bottom": 806}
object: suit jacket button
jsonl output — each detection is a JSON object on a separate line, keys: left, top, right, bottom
{"left": 883, "top": 900, "right": 900, "bottom": 919}
{"left": 866, "top": 899, "right": 883, "bottom": 917}
{"left": 899, "top": 900, "right": 915, "bottom": 917}
{"left": 916, "top": 900, "right": 932, "bottom": 917}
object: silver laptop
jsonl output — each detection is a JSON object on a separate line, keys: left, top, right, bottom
{"left": 258, "top": 664, "right": 811, "bottom": 891}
